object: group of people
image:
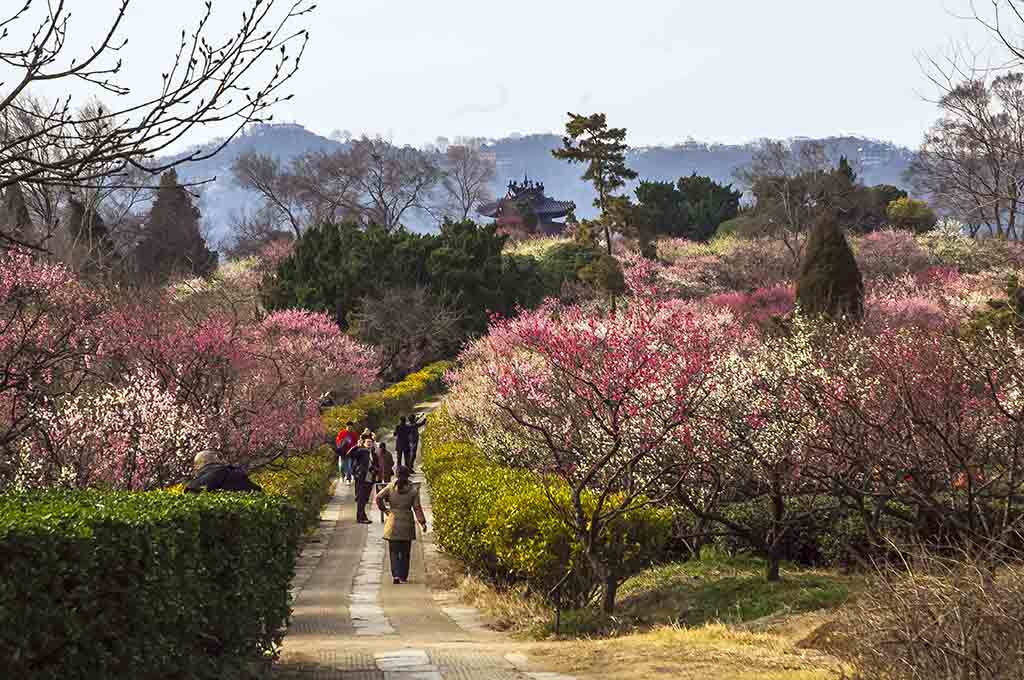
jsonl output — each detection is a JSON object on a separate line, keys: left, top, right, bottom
{"left": 334, "top": 414, "right": 429, "bottom": 584}
{"left": 181, "top": 412, "right": 431, "bottom": 586}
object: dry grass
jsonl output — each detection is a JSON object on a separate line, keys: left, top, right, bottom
{"left": 524, "top": 622, "right": 846, "bottom": 680}
{"left": 432, "top": 554, "right": 848, "bottom": 679}
{"left": 431, "top": 555, "right": 550, "bottom": 634}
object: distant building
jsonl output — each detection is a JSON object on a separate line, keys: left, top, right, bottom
{"left": 477, "top": 175, "right": 575, "bottom": 236}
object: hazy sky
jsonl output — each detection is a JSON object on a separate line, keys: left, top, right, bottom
{"left": 6, "top": 0, "right": 1008, "bottom": 149}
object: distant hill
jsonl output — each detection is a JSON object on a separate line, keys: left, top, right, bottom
{"left": 170, "top": 123, "right": 344, "bottom": 245}
{"left": 486, "top": 134, "right": 916, "bottom": 220}
{"left": 167, "top": 125, "right": 917, "bottom": 243}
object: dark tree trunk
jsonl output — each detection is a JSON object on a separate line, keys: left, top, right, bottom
{"left": 602, "top": 573, "right": 619, "bottom": 614}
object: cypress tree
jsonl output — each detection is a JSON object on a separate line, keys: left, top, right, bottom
{"left": 135, "top": 170, "right": 216, "bottom": 281}
{"left": 2, "top": 183, "right": 33, "bottom": 247}
{"left": 796, "top": 219, "right": 864, "bottom": 320}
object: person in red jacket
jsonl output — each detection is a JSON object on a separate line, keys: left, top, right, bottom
{"left": 335, "top": 421, "right": 358, "bottom": 485}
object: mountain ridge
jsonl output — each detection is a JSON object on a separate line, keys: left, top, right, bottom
{"left": 170, "top": 124, "right": 916, "bottom": 242}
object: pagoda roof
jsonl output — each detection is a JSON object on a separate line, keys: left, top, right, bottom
{"left": 478, "top": 196, "right": 575, "bottom": 219}
{"left": 478, "top": 176, "right": 575, "bottom": 219}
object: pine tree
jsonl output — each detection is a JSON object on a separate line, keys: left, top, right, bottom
{"left": 135, "top": 170, "right": 216, "bottom": 281}
{"left": 796, "top": 219, "right": 864, "bottom": 320}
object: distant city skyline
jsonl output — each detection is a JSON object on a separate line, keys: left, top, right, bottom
{"left": 8, "top": 0, "right": 1007, "bottom": 152}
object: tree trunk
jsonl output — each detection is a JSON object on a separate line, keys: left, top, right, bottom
{"left": 765, "top": 552, "right": 781, "bottom": 582}
{"left": 602, "top": 573, "right": 619, "bottom": 614}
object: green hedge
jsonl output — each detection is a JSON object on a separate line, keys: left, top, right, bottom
{"left": 0, "top": 490, "right": 303, "bottom": 680}
{"left": 421, "top": 406, "right": 672, "bottom": 606}
{"left": 251, "top": 445, "right": 336, "bottom": 530}
{"left": 322, "top": 360, "right": 451, "bottom": 435}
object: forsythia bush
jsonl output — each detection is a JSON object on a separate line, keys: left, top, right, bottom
{"left": 322, "top": 360, "right": 451, "bottom": 434}
{"left": 0, "top": 490, "right": 303, "bottom": 680}
{"left": 422, "top": 406, "right": 672, "bottom": 606}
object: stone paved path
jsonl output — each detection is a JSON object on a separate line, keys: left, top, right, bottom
{"left": 275, "top": 401, "right": 576, "bottom": 680}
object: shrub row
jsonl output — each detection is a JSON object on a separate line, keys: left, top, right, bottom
{"left": 421, "top": 406, "right": 672, "bottom": 606}
{"left": 251, "top": 445, "right": 337, "bottom": 530}
{"left": 322, "top": 360, "right": 451, "bottom": 435}
{"left": 0, "top": 490, "right": 303, "bottom": 680}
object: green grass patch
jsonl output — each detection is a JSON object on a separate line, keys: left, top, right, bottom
{"left": 540, "top": 553, "right": 853, "bottom": 638}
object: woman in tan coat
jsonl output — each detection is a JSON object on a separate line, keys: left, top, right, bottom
{"left": 374, "top": 466, "right": 427, "bottom": 584}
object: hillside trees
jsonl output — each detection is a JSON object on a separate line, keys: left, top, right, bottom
{"left": 737, "top": 143, "right": 906, "bottom": 259}
{"left": 439, "top": 145, "right": 496, "bottom": 221}
{"left": 266, "top": 219, "right": 542, "bottom": 336}
{"left": 349, "top": 287, "right": 463, "bottom": 381}
{"left": 0, "top": 0, "right": 312, "bottom": 252}
{"left": 633, "top": 174, "right": 741, "bottom": 241}
{"left": 909, "top": 72, "right": 1024, "bottom": 239}
{"left": 233, "top": 136, "right": 444, "bottom": 234}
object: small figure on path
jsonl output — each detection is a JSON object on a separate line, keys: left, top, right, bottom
{"left": 350, "top": 436, "right": 377, "bottom": 524}
{"left": 377, "top": 441, "right": 395, "bottom": 484}
{"left": 184, "top": 450, "right": 263, "bottom": 493}
{"left": 375, "top": 466, "right": 428, "bottom": 584}
{"left": 394, "top": 416, "right": 413, "bottom": 469}
{"left": 407, "top": 413, "right": 426, "bottom": 472}
{"left": 335, "top": 420, "right": 359, "bottom": 485}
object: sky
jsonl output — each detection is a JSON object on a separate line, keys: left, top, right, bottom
{"left": 3, "top": 0, "right": 1009, "bottom": 150}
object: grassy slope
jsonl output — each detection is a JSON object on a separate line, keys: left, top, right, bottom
{"left": 438, "top": 553, "right": 853, "bottom": 679}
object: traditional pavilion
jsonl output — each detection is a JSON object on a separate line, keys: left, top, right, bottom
{"left": 477, "top": 175, "right": 575, "bottom": 236}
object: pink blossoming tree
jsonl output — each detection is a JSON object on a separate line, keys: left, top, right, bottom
{"left": 447, "top": 298, "right": 732, "bottom": 612}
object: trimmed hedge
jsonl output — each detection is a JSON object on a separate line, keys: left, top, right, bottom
{"left": 322, "top": 360, "right": 451, "bottom": 435}
{"left": 421, "top": 406, "right": 672, "bottom": 606}
{"left": 0, "top": 490, "right": 303, "bottom": 680}
{"left": 251, "top": 445, "right": 336, "bottom": 530}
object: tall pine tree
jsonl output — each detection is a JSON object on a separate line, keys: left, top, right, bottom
{"left": 135, "top": 170, "right": 216, "bottom": 281}
{"left": 552, "top": 113, "right": 637, "bottom": 310}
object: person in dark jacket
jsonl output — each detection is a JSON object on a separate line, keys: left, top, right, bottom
{"left": 394, "top": 417, "right": 413, "bottom": 469}
{"left": 407, "top": 413, "right": 426, "bottom": 472}
{"left": 184, "top": 451, "right": 263, "bottom": 494}
{"left": 350, "top": 436, "right": 376, "bottom": 524}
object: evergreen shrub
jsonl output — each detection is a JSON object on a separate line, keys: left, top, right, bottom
{"left": 0, "top": 490, "right": 302, "bottom": 680}
{"left": 322, "top": 360, "right": 451, "bottom": 434}
{"left": 421, "top": 406, "right": 671, "bottom": 606}
{"left": 251, "top": 446, "right": 337, "bottom": 529}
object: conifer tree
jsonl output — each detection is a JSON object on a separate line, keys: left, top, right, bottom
{"left": 135, "top": 170, "right": 216, "bottom": 281}
{"left": 796, "top": 219, "right": 864, "bottom": 320}
{"left": 553, "top": 112, "right": 637, "bottom": 310}
{"left": 1, "top": 183, "right": 33, "bottom": 249}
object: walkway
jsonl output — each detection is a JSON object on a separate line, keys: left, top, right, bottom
{"left": 274, "top": 400, "right": 576, "bottom": 680}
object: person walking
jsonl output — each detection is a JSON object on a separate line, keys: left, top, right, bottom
{"left": 375, "top": 466, "right": 427, "bottom": 584}
{"left": 350, "top": 436, "right": 376, "bottom": 524}
{"left": 335, "top": 421, "right": 358, "bottom": 485}
{"left": 377, "top": 442, "right": 395, "bottom": 484}
{"left": 394, "top": 416, "right": 412, "bottom": 469}
{"left": 407, "top": 413, "right": 426, "bottom": 472}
